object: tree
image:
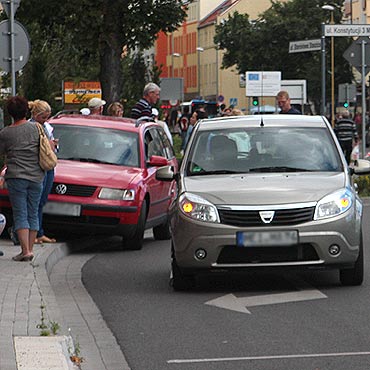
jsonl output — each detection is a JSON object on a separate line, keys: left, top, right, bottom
{"left": 214, "top": 0, "right": 352, "bottom": 111}
{"left": 16, "top": 0, "right": 189, "bottom": 105}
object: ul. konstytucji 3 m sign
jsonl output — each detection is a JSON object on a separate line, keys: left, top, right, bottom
{"left": 63, "top": 81, "right": 102, "bottom": 104}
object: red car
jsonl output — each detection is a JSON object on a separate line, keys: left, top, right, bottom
{"left": 0, "top": 114, "right": 178, "bottom": 250}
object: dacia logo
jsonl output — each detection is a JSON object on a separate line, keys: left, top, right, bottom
{"left": 259, "top": 210, "right": 275, "bottom": 224}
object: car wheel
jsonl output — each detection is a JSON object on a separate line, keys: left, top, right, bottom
{"left": 340, "top": 234, "right": 364, "bottom": 286}
{"left": 153, "top": 218, "right": 171, "bottom": 240}
{"left": 171, "top": 258, "right": 195, "bottom": 291}
{"left": 122, "top": 201, "right": 147, "bottom": 250}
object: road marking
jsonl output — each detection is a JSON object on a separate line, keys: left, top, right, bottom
{"left": 204, "top": 280, "right": 327, "bottom": 313}
{"left": 167, "top": 351, "right": 370, "bottom": 364}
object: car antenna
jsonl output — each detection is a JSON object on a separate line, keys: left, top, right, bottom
{"left": 260, "top": 116, "right": 264, "bottom": 127}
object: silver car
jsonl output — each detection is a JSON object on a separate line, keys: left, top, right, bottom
{"left": 157, "top": 115, "right": 370, "bottom": 290}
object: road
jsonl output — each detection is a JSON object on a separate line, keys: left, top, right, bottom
{"left": 81, "top": 204, "right": 370, "bottom": 370}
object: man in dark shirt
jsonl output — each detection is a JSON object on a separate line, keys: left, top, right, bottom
{"left": 276, "top": 90, "right": 301, "bottom": 114}
{"left": 131, "top": 82, "right": 160, "bottom": 119}
{"left": 334, "top": 110, "right": 358, "bottom": 164}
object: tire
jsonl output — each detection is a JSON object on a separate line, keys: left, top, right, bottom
{"left": 122, "top": 201, "right": 147, "bottom": 250}
{"left": 171, "top": 258, "right": 195, "bottom": 291}
{"left": 340, "top": 234, "right": 364, "bottom": 286}
{"left": 153, "top": 218, "right": 171, "bottom": 240}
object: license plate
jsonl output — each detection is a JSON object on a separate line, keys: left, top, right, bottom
{"left": 43, "top": 202, "right": 81, "bottom": 216}
{"left": 236, "top": 230, "right": 298, "bottom": 247}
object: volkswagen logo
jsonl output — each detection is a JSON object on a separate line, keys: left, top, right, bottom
{"left": 55, "top": 184, "right": 67, "bottom": 195}
{"left": 259, "top": 210, "right": 275, "bottom": 224}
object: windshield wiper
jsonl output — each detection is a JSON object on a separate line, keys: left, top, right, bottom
{"left": 191, "top": 169, "right": 240, "bottom": 175}
{"left": 64, "top": 157, "right": 114, "bottom": 164}
{"left": 249, "top": 166, "right": 311, "bottom": 173}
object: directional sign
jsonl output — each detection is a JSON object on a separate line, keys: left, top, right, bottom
{"left": 289, "top": 39, "right": 321, "bottom": 53}
{"left": 325, "top": 24, "right": 370, "bottom": 37}
{"left": 205, "top": 281, "right": 327, "bottom": 314}
{"left": 343, "top": 36, "right": 370, "bottom": 75}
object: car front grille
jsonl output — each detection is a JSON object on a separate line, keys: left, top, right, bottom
{"left": 51, "top": 183, "right": 97, "bottom": 197}
{"left": 217, "top": 243, "right": 319, "bottom": 264}
{"left": 218, "top": 206, "right": 315, "bottom": 227}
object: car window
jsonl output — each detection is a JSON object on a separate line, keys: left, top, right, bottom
{"left": 53, "top": 124, "right": 140, "bottom": 167}
{"left": 186, "top": 127, "right": 343, "bottom": 175}
{"left": 157, "top": 127, "right": 175, "bottom": 159}
{"left": 144, "top": 128, "right": 167, "bottom": 159}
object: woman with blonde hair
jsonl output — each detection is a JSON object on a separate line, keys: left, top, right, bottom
{"left": 107, "top": 102, "right": 124, "bottom": 117}
{"left": 29, "top": 99, "right": 58, "bottom": 244}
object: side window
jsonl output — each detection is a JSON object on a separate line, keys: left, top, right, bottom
{"left": 145, "top": 128, "right": 166, "bottom": 158}
{"left": 157, "top": 127, "right": 175, "bottom": 159}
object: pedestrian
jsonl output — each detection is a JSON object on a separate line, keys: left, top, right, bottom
{"left": 0, "top": 213, "right": 5, "bottom": 256}
{"left": 88, "top": 97, "right": 106, "bottom": 115}
{"left": 130, "top": 82, "right": 160, "bottom": 119}
{"left": 179, "top": 105, "right": 191, "bottom": 152}
{"left": 183, "top": 110, "right": 199, "bottom": 150}
{"left": 334, "top": 110, "right": 358, "bottom": 164}
{"left": 29, "top": 100, "right": 58, "bottom": 244}
{"left": 276, "top": 90, "right": 301, "bottom": 114}
{"left": 0, "top": 96, "right": 44, "bottom": 261}
{"left": 152, "top": 108, "right": 173, "bottom": 145}
{"left": 107, "top": 102, "right": 124, "bottom": 117}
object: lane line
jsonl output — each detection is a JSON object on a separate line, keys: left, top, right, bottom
{"left": 167, "top": 351, "right": 370, "bottom": 364}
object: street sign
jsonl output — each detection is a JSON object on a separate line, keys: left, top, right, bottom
{"left": 246, "top": 71, "right": 281, "bottom": 97}
{"left": 343, "top": 36, "right": 370, "bottom": 75}
{"left": 289, "top": 39, "right": 321, "bottom": 53}
{"left": 0, "top": 0, "right": 21, "bottom": 18}
{"left": 0, "top": 20, "right": 30, "bottom": 73}
{"left": 159, "top": 77, "right": 184, "bottom": 101}
{"left": 325, "top": 24, "right": 370, "bottom": 37}
{"left": 338, "top": 83, "right": 356, "bottom": 103}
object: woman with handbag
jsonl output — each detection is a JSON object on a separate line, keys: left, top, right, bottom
{"left": 0, "top": 96, "right": 44, "bottom": 261}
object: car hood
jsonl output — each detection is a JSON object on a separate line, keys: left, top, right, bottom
{"left": 55, "top": 160, "right": 142, "bottom": 187}
{"left": 182, "top": 172, "right": 347, "bottom": 205}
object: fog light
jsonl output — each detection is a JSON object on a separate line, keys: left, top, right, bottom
{"left": 329, "top": 244, "right": 341, "bottom": 256}
{"left": 195, "top": 249, "right": 207, "bottom": 260}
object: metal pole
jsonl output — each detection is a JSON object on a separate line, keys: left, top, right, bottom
{"left": 321, "top": 23, "right": 326, "bottom": 116}
{"left": 330, "top": 13, "right": 335, "bottom": 127}
{"left": 10, "top": 0, "right": 16, "bottom": 95}
{"left": 197, "top": 49, "right": 200, "bottom": 98}
{"left": 361, "top": 39, "right": 366, "bottom": 158}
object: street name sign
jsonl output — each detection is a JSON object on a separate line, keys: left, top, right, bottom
{"left": 246, "top": 71, "right": 281, "bottom": 97}
{"left": 325, "top": 24, "right": 370, "bottom": 37}
{"left": 289, "top": 39, "right": 321, "bottom": 53}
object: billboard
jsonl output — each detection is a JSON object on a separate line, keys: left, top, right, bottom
{"left": 63, "top": 81, "right": 102, "bottom": 104}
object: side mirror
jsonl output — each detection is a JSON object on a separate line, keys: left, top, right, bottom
{"left": 353, "top": 159, "right": 370, "bottom": 175}
{"left": 148, "top": 155, "right": 168, "bottom": 167}
{"left": 156, "top": 165, "right": 175, "bottom": 182}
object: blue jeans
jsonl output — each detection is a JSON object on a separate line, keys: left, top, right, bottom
{"left": 7, "top": 178, "right": 43, "bottom": 231}
{"left": 37, "top": 170, "right": 54, "bottom": 237}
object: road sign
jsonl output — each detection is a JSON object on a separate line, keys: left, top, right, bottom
{"left": 289, "top": 39, "right": 321, "bottom": 53}
{"left": 229, "top": 97, "right": 237, "bottom": 106}
{"left": 246, "top": 71, "right": 281, "bottom": 97}
{"left": 325, "top": 24, "right": 370, "bottom": 37}
{"left": 0, "top": 20, "right": 30, "bottom": 73}
{"left": 0, "top": 0, "right": 20, "bottom": 18}
{"left": 159, "top": 77, "right": 184, "bottom": 101}
{"left": 338, "top": 83, "right": 356, "bottom": 103}
{"left": 343, "top": 36, "right": 370, "bottom": 75}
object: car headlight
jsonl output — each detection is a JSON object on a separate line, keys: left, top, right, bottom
{"left": 98, "top": 188, "right": 135, "bottom": 201}
{"left": 314, "top": 188, "right": 353, "bottom": 220}
{"left": 179, "top": 192, "right": 220, "bottom": 223}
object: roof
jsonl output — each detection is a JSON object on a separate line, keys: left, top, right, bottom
{"left": 198, "top": 0, "right": 236, "bottom": 29}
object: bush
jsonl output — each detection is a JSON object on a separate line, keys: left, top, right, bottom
{"left": 354, "top": 175, "right": 370, "bottom": 197}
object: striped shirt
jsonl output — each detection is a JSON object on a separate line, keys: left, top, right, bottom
{"left": 130, "top": 98, "right": 152, "bottom": 119}
{"left": 334, "top": 119, "right": 358, "bottom": 142}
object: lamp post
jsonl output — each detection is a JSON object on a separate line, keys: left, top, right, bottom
{"left": 322, "top": 4, "right": 335, "bottom": 127}
{"left": 171, "top": 53, "right": 180, "bottom": 78}
{"left": 196, "top": 46, "right": 204, "bottom": 98}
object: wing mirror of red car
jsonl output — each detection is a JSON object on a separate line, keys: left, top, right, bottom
{"left": 148, "top": 155, "right": 169, "bottom": 167}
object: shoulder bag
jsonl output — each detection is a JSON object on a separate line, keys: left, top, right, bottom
{"left": 36, "top": 123, "right": 58, "bottom": 171}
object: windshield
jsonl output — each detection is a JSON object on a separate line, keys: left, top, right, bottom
{"left": 53, "top": 124, "right": 140, "bottom": 167}
{"left": 186, "top": 127, "right": 343, "bottom": 176}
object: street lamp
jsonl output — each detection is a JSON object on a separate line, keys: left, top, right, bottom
{"left": 322, "top": 4, "right": 335, "bottom": 127}
{"left": 196, "top": 46, "right": 204, "bottom": 98}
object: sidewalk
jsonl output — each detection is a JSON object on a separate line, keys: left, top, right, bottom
{"left": 0, "top": 237, "right": 130, "bottom": 370}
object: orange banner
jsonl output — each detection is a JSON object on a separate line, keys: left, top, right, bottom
{"left": 64, "top": 81, "right": 102, "bottom": 104}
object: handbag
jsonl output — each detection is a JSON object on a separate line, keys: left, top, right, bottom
{"left": 36, "top": 123, "right": 58, "bottom": 171}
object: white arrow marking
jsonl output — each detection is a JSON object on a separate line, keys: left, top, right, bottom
{"left": 205, "top": 283, "right": 327, "bottom": 314}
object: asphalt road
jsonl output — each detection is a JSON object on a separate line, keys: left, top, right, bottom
{"left": 81, "top": 205, "right": 370, "bottom": 370}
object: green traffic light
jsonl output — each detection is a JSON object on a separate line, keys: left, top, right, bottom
{"left": 343, "top": 102, "right": 349, "bottom": 108}
{"left": 252, "top": 98, "right": 259, "bottom": 106}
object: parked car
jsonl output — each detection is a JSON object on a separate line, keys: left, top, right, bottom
{"left": 0, "top": 114, "right": 178, "bottom": 250}
{"left": 157, "top": 114, "right": 370, "bottom": 290}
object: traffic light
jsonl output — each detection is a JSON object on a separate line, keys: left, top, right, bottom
{"left": 343, "top": 101, "right": 349, "bottom": 108}
{"left": 252, "top": 97, "right": 259, "bottom": 106}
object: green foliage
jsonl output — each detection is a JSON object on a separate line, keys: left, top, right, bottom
{"left": 214, "top": 0, "right": 351, "bottom": 110}
{"left": 354, "top": 175, "right": 370, "bottom": 197}
{"left": 172, "top": 134, "right": 182, "bottom": 160}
